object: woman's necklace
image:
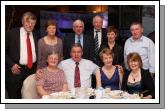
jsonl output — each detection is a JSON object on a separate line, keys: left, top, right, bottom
{"left": 131, "top": 72, "right": 139, "bottom": 82}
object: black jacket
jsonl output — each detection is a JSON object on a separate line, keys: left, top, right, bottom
{"left": 5, "top": 28, "right": 38, "bottom": 69}
{"left": 121, "top": 69, "right": 155, "bottom": 99}
{"left": 63, "top": 33, "right": 94, "bottom": 61}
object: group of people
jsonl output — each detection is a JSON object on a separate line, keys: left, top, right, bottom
{"left": 5, "top": 11, "right": 155, "bottom": 99}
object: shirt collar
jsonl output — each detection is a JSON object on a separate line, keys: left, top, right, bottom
{"left": 75, "top": 34, "right": 83, "bottom": 38}
{"left": 20, "top": 27, "right": 32, "bottom": 36}
{"left": 71, "top": 58, "right": 83, "bottom": 65}
{"left": 94, "top": 29, "right": 101, "bottom": 33}
{"left": 130, "top": 35, "right": 143, "bottom": 42}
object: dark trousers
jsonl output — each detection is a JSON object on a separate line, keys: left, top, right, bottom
{"left": 6, "top": 64, "right": 36, "bottom": 99}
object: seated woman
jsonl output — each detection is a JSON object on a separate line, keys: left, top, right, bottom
{"left": 96, "top": 48, "right": 124, "bottom": 90}
{"left": 121, "top": 52, "right": 155, "bottom": 99}
{"left": 36, "top": 52, "right": 68, "bottom": 97}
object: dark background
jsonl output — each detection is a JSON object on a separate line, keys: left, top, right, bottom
{"left": 5, "top": 5, "right": 155, "bottom": 46}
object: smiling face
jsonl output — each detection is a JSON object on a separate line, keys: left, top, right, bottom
{"left": 22, "top": 18, "right": 36, "bottom": 33}
{"left": 107, "top": 31, "right": 116, "bottom": 43}
{"left": 93, "top": 16, "right": 103, "bottom": 31}
{"left": 21, "top": 12, "right": 36, "bottom": 33}
{"left": 70, "top": 46, "right": 83, "bottom": 62}
{"left": 73, "top": 20, "right": 84, "bottom": 36}
{"left": 46, "top": 25, "right": 56, "bottom": 36}
{"left": 127, "top": 52, "right": 143, "bottom": 70}
{"left": 102, "top": 54, "right": 113, "bottom": 67}
{"left": 47, "top": 54, "right": 59, "bottom": 67}
{"left": 130, "top": 24, "right": 143, "bottom": 40}
{"left": 100, "top": 48, "right": 114, "bottom": 67}
{"left": 129, "top": 59, "right": 140, "bottom": 71}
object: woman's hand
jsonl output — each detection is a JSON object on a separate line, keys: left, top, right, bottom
{"left": 116, "top": 65, "right": 124, "bottom": 76}
{"left": 35, "top": 69, "right": 42, "bottom": 80}
{"left": 143, "top": 95, "right": 152, "bottom": 99}
{"left": 116, "top": 65, "right": 124, "bottom": 86}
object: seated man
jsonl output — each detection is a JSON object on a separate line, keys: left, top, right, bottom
{"left": 58, "top": 43, "right": 99, "bottom": 90}
{"left": 36, "top": 43, "right": 98, "bottom": 91}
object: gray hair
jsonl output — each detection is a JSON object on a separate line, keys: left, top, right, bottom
{"left": 73, "top": 19, "right": 84, "bottom": 28}
{"left": 21, "top": 12, "right": 37, "bottom": 23}
{"left": 93, "top": 15, "right": 103, "bottom": 23}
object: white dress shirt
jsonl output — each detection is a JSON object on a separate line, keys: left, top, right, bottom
{"left": 124, "top": 36, "right": 155, "bottom": 73}
{"left": 94, "top": 29, "right": 102, "bottom": 48}
{"left": 58, "top": 58, "right": 99, "bottom": 90}
{"left": 19, "top": 27, "right": 36, "bottom": 65}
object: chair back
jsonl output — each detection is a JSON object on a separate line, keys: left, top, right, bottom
{"left": 21, "top": 74, "right": 38, "bottom": 99}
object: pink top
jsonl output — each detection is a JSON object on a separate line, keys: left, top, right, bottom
{"left": 36, "top": 68, "right": 67, "bottom": 94}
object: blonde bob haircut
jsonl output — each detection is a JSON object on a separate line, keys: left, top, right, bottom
{"left": 99, "top": 48, "right": 114, "bottom": 60}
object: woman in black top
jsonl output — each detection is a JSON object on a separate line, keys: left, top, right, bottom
{"left": 99, "top": 26, "right": 124, "bottom": 66}
{"left": 121, "top": 52, "right": 155, "bottom": 99}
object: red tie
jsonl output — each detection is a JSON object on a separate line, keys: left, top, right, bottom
{"left": 26, "top": 33, "right": 33, "bottom": 69}
{"left": 74, "top": 62, "right": 81, "bottom": 87}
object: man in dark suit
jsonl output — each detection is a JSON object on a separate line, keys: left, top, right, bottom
{"left": 86, "top": 15, "right": 107, "bottom": 67}
{"left": 63, "top": 19, "right": 94, "bottom": 61}
{"left": 5, "top": 12, "right": 38, "bottom": 99}
{"left": 84, "top": 15, "right": 107, "bottom": 88}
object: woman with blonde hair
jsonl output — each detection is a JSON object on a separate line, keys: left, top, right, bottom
{"left": 96, "top": 48, "right": 124, "bottom": 90}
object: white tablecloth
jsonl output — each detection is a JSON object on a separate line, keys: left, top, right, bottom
{"left": 42, "top": 88, "right": 141, "bottom": 99}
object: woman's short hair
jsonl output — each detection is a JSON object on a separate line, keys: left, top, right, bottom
{"left": 99, "top": 48, "right": 114, "bottom": 60}
{"left": 47, "top": 52, "right": 60, "bottom": 62}
{"left": 107, "top": 26, "right": 117, "bottom": 35}
{"left": 45, "top": 19, "right": 57, "bottom": 30}
{"left": 127, "top": 52, "right": 143, "bottom": 69}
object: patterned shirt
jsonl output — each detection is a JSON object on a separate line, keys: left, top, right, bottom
{"left": 36, "top": 68, "right": 67, "bottom": 94}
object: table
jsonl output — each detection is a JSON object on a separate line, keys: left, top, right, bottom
{"left": 42, "top": 88, "right": 141, "bottom": 99}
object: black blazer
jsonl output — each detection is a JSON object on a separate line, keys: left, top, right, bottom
{"left": 5, "top": 28, "right": 38, "bottom": 69}
{"left": 85, "top": 28, "right": 107, "bottom": 66}
{"left": 121, "top": 69, "right": 155, "bottom": 99}
{"left": 63, "top": 33, "right": 94, "bottom": 61}
{"left": 86, "top": 28, "right": 107, "bottom": 47}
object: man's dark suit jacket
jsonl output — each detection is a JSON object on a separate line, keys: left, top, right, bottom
{"left": 63, "top": 33, "right": 94, "bottom": 61}
{"left": 86, "top": 28, "right": 107, "bottom": 47}
{"left": 5, "top": 27, "right": 39, "bottom": 98}
{"left": 5, "top": 28, "right": 38, "bottom": 69}
{"left": 85, "top": 28, "right": 107, "bottom": 66}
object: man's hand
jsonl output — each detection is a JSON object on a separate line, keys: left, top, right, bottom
{"left": 11, "top": 64, "right": 21, "bottom": 75}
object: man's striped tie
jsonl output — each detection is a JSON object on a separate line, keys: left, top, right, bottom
{"left": 94, "top": 31, "right": 99, "bottom": 57}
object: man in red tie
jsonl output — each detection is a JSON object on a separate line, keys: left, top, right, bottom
{"left": 6, "top": 12, "right": 38, "bottom": 99}
{"left": 58, "top": 43, "right": 99, "bottom": 90}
